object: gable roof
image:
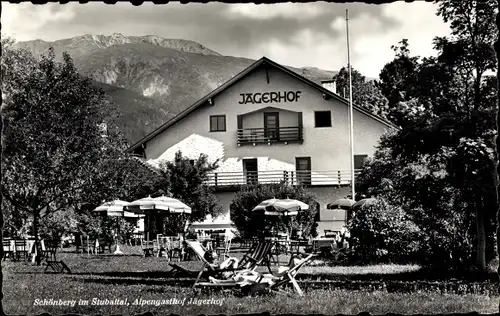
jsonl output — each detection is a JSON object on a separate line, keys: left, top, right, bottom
{"left": 127, "top": 56, "right": 399, "bottom": 153}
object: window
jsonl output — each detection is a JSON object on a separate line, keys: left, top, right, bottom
{"left": 354, "top": 155, "right": 368, "bottom": 170}
{"left": 314, "top": 111, "right": 332, "bottom": 128}
{"left": 210, "top": 115, "right": 226, "bottom": 132}
{"left": 296, "top": 157, "right": 311, "bottom": 185}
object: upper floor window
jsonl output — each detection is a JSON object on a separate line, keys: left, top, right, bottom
{"left": 315, "top": 111, "right": 332, "bottom": 128}
{"left": 210, "top": 115, "right": 226, "bottom": 132}
{"left": 354, "top": 155, "right": 368, "bottom": 170}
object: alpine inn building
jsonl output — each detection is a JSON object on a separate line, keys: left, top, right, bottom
{"left": 127, "top": 57, "right": 398, "bottom": 236}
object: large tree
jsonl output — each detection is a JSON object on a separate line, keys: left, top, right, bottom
{"left": 1, "top": 43, "right": 121, "bottom": 264}
{"left": 357, "top": 0, "right": 498, "bottom": 272}
{"left": 378, "top": 39, "right": 421, "bottom": 126}
{"left": 333, "top": 66, "right": 390, "bottom": 119}
{"left": 153, "top": 151, "right": 223, "bottom": 235}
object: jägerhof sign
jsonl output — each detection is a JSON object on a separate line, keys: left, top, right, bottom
{"left": 238, "top": 91, "right": 302, "bottom": 105}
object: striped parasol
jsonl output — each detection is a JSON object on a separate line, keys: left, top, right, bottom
{"left": 252, "top": 198, "right": 309, "bottom": 216}
{"left": 93, "top": 200, "right": 143, "bottom": 255}
{"left": 327, "top": 198, "right": 355, "bottom": 210}
{"left": 125, "top": 195, "right": 191, "bottom": 215}
{"left": 352, "top": 198, "right": 378, "bottom": 210}
{"left": 93, "top": 200, "right": 144, "bottom": 217}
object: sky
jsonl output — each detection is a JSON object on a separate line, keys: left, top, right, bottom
{"left": 2, "top": 2, "right": 452, "bottom": 78}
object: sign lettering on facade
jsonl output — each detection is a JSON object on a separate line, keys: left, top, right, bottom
{"left": 238, "top": 91, "right": 302, "bottom": 105}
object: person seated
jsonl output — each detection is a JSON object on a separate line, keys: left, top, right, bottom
{"left": 203, "top": 248, "right": 240, "bottom": 278}
{"left": 208, "top": 254, "right": 304, "bottom": 286}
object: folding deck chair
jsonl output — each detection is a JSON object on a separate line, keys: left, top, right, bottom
{"left": 237, "top": 240, "right": 274, "bottom": 273}
{"left": 169, "top": 240, "right": 273, "bottom": 290}
{"left": 264, "top": 253, "right": 315, "bottom": 296}
{"left": 206, "top": 253, "right": 315, "bottom": 296}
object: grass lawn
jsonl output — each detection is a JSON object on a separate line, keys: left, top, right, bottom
{"left": 2, "top": 246, "right": 498, "bottom": 315}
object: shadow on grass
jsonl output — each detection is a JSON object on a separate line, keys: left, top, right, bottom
{"left": 67, "top": 274, "right": 195, "bottom": 288}
{"left": 70, "top": 270, "right": 181, "bottom": 278}
{"left": 298, "top": 267, "right": 498, "bottom": 282}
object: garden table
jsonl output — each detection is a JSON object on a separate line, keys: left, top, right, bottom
{"left": 312, "top": 237, "right": 339, "bottom": 252}
{"left": 3, "top": 239, "right": 46, "bottom": 262}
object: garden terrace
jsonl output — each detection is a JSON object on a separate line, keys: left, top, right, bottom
{"left": 2, "top": 245, "right": 497, "bottom": 315}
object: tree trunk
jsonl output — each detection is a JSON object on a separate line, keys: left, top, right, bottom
{"left": 33, "top": 209, "right": 42, "bottom": 266}
{"left": 475, "top": 200, "right": 487, "bottom": 272}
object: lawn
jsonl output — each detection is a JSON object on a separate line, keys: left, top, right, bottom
{"left": 2, "top": 246, "right": 498, "bottom": 315}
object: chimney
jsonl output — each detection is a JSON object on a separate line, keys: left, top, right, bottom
{"left": 321, "top": 80, "right": 337, "bottom": 94}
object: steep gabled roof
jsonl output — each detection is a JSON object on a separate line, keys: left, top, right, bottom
{"left": 127, "top": 56, "right": 398, "bottom": 153}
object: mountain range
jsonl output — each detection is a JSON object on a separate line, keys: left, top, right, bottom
{"left": 15, "top": 33, "right": 338, "bottom": 144}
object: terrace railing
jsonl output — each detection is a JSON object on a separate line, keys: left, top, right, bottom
{"left": 206, "top": 169, "right": 363, "bottom": 187}
{"left": 237, "top": 127, "right": 303, "bottom": 146}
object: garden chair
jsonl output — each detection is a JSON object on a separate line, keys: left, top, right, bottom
{"left": 97, "top": 238, "right": 113, "bottom": 254}
{"left": 237, "top": 240, "right": 274, "bottom": 273}
{"left": 170, "top": 240, "right": 273, "bottom": 289}
{"left": 42, "top": 239, "right": 59, "bottom": 261}
{"left": 3, "top": 240, "right": 12, "bottom": 261}
{"left": 205, "top": 253, "right": 315, "bottom": 297}
{"left": 265, "top": 253, "right": 315, "bottom": 296}
{"left": 156, "top": 235, "right": 169, "bottom": 258}
{"left": 168, "top": 237, "right": 184, "bottom": 261}
{"left": 80, "top": 236, "right": 97, "bottom": 255}
{"left": 14, "top": 239, "right": 28, "bottom": 261}
{"left": 141, "top": 239, "right": 156, "bottom": 257}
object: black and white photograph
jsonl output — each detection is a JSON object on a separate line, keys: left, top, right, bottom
{"left": 1, "top": 0, "right": 499, "bottom": 315}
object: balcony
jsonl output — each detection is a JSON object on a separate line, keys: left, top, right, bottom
{"left": 206, "top": 169, "right": 362, "bottom": 187}
{"left": 237, "top": 127, "right": 303, "bottom": 146}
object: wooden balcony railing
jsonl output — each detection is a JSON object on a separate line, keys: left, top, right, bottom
{"left": 237, "top": 127, "right": 303, "bottom": 145}
{"left": 205, "top": 170, "right": 363, "bottom": 187}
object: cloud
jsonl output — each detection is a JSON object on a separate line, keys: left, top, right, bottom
{"left": 2, "top": 3, "right": 76, "bottom": 41}
{"left": 227, "top": 4, "right": 326, "bottom": 20}
{"left": 2, "top": 2, "right": 450, "bottom": 79}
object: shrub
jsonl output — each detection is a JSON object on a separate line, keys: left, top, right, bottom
{"left": 346, "top": 198, "right": 421, "bottom": 265}
{"left": 230, "top": 183, "right": 318, "bottom": 239}
{"left": 39, "top": 209, "right": 79, "bottom": 240}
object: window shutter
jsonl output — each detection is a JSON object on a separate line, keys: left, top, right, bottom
{"left": 237, "top": 115, "right": 243, "bottom": 130}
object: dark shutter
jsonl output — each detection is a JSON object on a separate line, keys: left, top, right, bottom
{"left": 237, "top": 115, "right": 243, "bottom": 130}
{"left": 354, "top": 155, "right": 368, "bottom": 169}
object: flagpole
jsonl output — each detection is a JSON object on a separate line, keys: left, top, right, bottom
{"left": 346, "top": 9, "right": 355, "bottom": 200}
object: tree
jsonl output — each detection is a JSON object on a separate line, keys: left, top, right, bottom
{"left": 357, "top": 0, "right": 498, "bottom": 272}
{"left": 230, "top": 183, "right": 318, "bottom": 239}
{"left": 155, "top": 151, "right": 223, "bottom": 235}
{"left": 1, "top": 43, "right": 119, "bottom": 264}
{"left": 378, "top": 39, "right": 421, "bottom": 126}
{"left": 434, "top": 0, "right": 497, "bottom": 272}
{"left": 333, "top": 66, "right": 390, "bottom": 119}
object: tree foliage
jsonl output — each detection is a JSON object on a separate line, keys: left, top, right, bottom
{"left": 230, "top": 183, "right": 318, "bottom": 239}
{"left": 152, "top": 151, "right": 222, "bottom": 235}
{"left": 333, "top": 66, "right": 390, "bottom": 119}
{"left": 356, "top": 0, "right": 498, "bottom": 272}
{"left": 1, "top": 41, "right": 130, "bottom": 263}
{"left": 346, "top": 198, "right": 421, "bottom": 265}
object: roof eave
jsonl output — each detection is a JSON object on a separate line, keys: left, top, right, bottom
{"left": 126, "top": 56, "right": 398, "bottom": 152}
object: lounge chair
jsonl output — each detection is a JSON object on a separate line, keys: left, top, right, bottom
{"left": 169, "top": 240, "right": 273, "bottom": 289}
{"left": 206, "top": 253, "right": 315, "bottom": 296}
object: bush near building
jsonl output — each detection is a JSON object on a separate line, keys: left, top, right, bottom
{"left": 346, "top": 198, "right": 421, "bottom": 265}
{"left": 230, "top": 183, "right": 318, "bottom": 239}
